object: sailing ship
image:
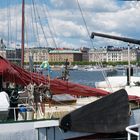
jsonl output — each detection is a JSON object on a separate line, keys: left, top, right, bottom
{"left": 1, "top": 57, "right": 140, "bottom": 139}
{"left": 0, "top": 1, "right": 140, "bottom": 140}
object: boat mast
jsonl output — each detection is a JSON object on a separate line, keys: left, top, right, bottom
{"left": 21, "top": 0, "right": 25, "bottom": 68}
{"left": 127, "top": 43, "right": 131, "bottom": 86}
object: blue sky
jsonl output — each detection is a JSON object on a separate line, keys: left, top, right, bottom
{"left": 0, "top": 0, "right": 140, "bottom": 49}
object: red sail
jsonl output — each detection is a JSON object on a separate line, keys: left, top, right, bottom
{"left": 1, "top": 56, "right": 140, "bottom": 102}
{"left": 0, "top": 56, "right": 109, "bottom": 96}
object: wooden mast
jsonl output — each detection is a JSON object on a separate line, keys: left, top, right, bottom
{"left": 21, "top": 0, "right": 25, "bottom": 68}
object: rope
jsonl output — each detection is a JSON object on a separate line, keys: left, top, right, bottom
{"left": 76, "top": 0, "right": 113, "bottom": 92}
{"left": 7, "top": 0, "right": 10, "bottom": 47}
{"left": 33, "top": 0, "right": 49, "bottom": 47}
{"left": 42, "top": 0, "right": 66, "bottom": 62}
{"left": 31, "top": 0, "right": 41, "bottom": 48}
{"left": 43, "top": 0, "right": 58, "bottom": 47}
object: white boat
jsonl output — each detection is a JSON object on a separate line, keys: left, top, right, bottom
{"left": 95, "top": 76, "right": 140, "bottom": 97}
{"left": 68, "top": 65, "right": 79, "bottom": 70}
{"left": 72, "top": 65, "right": 79, "bottom": 70}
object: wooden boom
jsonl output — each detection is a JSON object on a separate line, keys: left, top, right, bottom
{"left": 91, "top": 32, "right": 140, "bottom": 45}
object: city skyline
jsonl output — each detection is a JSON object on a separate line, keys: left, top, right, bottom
{"left": 0, "top": 0, "right": 140, "bottom": 49}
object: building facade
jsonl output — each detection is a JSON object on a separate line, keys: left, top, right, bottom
{"left": 48, "top": 50, "right": 82, "bottom": 62}
{"left": 80, "top": 47, "right": 89, "bottom": 61}
{"left": 89, "top": 48, "right": 107, "bottom": 62}
{"left": 89, "top": 47, "right": 137, "bottom": 62}
{"left": 6, "top": 48, "right": 21, "bottom": 65}
{"left": 24, "top": 47, "right": 49, "bottom": 63}
{"left": 122, "top": 49, "right": 136, "bottom": 62}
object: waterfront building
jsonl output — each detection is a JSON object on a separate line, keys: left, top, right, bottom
{"left": 80, "top": 47, "right": 89, "bottom": 61}
{"left": 122, "top": 49, "right": 136, "bottom": 62}
{"left": 0, "top": 39, "right": 21, "bottom": 64}
{"left": 24, "top": 47, "right": 49, "bottom": 63}
{"left": 89, "top": 48, "right": 107, "bottom": 62}
{"left": 48, "top": 50, "right": 82, "bottom": 62}
{"left": 89, "top": 46, "right": 137, "bottom": 62}
{"left": 107, "top": 48, "right": 122, "bottom": 62}
{"left": 6, "top": 48, "right": 21, "bottom": 64}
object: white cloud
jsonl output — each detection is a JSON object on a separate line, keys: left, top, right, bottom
{"left": 0, "top": 0, "right": 140, "bottom": 49}
{"left": 50, "top": 0, "right": 119, "bottom": 12}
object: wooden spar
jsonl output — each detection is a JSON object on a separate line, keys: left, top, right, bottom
{"left": 21, "top": 0, "right": 25, "bottom": 68}
{"left": 91, "top": 32, "right": 140, "bottom": 45}
{"left": 91, "top": 31, "right": 140, "bottom": 86}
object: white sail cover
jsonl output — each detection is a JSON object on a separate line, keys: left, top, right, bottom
{"left": 95, "top": 76, "right": 140, "bottom": 88}
{"left": 0, "top": 91, "right": 10, "bottom": 111}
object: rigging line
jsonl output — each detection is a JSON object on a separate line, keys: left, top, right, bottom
{"left": 2, "top": 1, "right": 6, "bottom": 40}
{"left": 7, "top": 0, "right": 10, "bottom": 47}
{"left": 76, "top": 0, "right": 113, "bottom": 92}
{"left": 42, "top": 0, "right": 58, "bottom": 48}
{"left": 42, "top": 0, "right": 65, "bottom": 63}
{"left": 42, "top": 0, "right": 63, "bottom": 63}
{"left": 31, "top": 0, "right": 41, "bottom": 48}
{"left": 13, "top": 0, "right": 18, "bottom": 60}
{"left": 30, "top": 0, "right": 38, "bottom": 47}
{"left": 76, "top": 0, "right": 103, "bottom": 67}
{"left": 25, "top": 8, "right": 36, "bottom": 83}
{"left": 9, "top": 0, "right": 13, "bottom": 44}
{"left": 33, "top": 0, "right": 49, "bottom": 47}
{"left": 25, "top": 13, "right": 29, "bottom": 54}
{"left": 32, "top": 0, "right": 41, "bottom": 83}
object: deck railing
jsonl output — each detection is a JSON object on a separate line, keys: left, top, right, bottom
{"left": 126, "top": 124, "right": 140, "bottom": 140}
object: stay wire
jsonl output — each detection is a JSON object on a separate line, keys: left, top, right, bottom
{"left": 42, "top": 0, "right": 58, "bottom": 48}
{"left": 33, "top": 0, "right": 49, "bottom": 47}
{"left": 76, "top": 0, "right": 113, "bottom": 92}
{"left": 30, "top": 0, "right": 38, "bottom": 48}
{"left": 42, "top": 0, "right": 65, "bottom": 62}
{"left": 31, "top": 0, "right": 41, "bottom": 48}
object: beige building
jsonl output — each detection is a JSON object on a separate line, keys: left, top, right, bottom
{"left": 89, "top": 48, "right": 107, "bottom": 62}
{"left": 24, "top": 47, "right": 49, "bottom": 63}
{"left": 122, "top": 49, "right": 136, "bottom": 62}
{"left": 107, "top": 50, "right": 122, "bottom": 62}
{"left": 89, "top": 48, "right": 137, "bottom": 62}
{"left": 48, "top": 50, "right": 82, "bottom": 62}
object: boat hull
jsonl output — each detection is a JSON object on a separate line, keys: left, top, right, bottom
{"left": 0, "top": 108, "right": 140, "bottom": 140}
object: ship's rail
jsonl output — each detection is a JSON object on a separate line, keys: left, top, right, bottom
{"left": 0, "top": 96, "right": 99, "bottom": 123}
{"left": 0, "top": 103, "right": 74, "bottom": 123}
{"left": 126, "top": 124, "right": 140, "bottom": 140}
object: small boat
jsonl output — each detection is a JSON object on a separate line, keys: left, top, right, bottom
{"left": 95, "top": 76, "right": 140, "bottom": 96}
{"left": 68, "top": 65, "right": 79, "bottom": 70}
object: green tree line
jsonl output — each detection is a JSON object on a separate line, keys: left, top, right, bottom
{"left": 24, "top": 60, "right": 138, "bottom": 66}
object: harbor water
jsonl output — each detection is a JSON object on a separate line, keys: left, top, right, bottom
{"left": 44, "top": 67, "right": 140, "bottom": 87}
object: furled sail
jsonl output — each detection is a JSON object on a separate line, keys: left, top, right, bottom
{"left": 0, "top": 56, "right": 109, "bottom": 96}
{"left": 1, "top": 56, "right": 140, "bottom": 101}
